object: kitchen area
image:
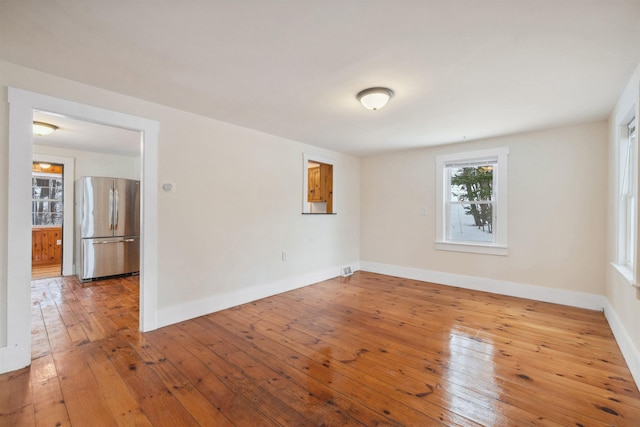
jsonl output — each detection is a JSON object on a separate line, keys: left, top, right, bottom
{"left": 31, "top": 112, "right": 142, "bottom": 282}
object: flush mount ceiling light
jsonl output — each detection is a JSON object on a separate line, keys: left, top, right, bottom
{"left": 356, "top": 87, "right": 394, "bottom": 111}
{"left": 33, "top": 121, "right": 58, "bottom": 136}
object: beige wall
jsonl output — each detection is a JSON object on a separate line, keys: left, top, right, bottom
{"left": 0, "top": 74, "right": 7, "bottom": 346}
{"left": 606, "top": 61, "right": 640, "bottom": 359}
{"left": 0, "top": 61, "right": 360, "bottom": 348}
{"left": 361, "top": 121, "right": 608, "bottom": 295}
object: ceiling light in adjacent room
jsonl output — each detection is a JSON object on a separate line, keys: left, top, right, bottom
{"left": 33, "top": 121, "right": 58, "bottom": 136}
{"left": 356, "top": 87, "right": 394, "bottom": 111}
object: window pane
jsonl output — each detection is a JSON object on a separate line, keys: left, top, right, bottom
{"left": 52, "top": 179, "right": 63, "bottom": 200}
{"left": 448, "top": 203, "right": 494, "bottom": 242}
{"left": 32, "top": 202, "right": 63, "bottom": 226}
{"left": 627, "top": 196, "right": 635, "bottom": 267}
{"left": 32, "top": 174, "right": 63, "bottom": 226}
{"left": 449, "top": 166, "right": 494, "bottom": 202}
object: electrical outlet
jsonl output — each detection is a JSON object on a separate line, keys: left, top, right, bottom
{"left": 420, "top": 207, "right": 428, "bottom": 216}
{"left": 56, "top": 239, "right": 62, "bottom": 245}
{"left": 282, "top": 252, "right": 287, "bottom": 261}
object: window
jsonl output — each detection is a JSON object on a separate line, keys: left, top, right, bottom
{"left": 615, "top": 117, "right": 637, "bottom": 282}
{"left": 32, "top": 163, "right": 63, "bottom": 226}
{"left": 435, "top": 147, "right": 508, "bottom": 255}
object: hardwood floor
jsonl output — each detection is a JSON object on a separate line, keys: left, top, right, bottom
{"left": 2, "top": 271, "right": 640, "bottom": 426}
{"left": 31, "top": 263, "right": 62, "bottom": 280}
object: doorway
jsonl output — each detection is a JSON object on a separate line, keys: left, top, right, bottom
{"left": 31, "top": 161, "right": 64, "bottom": 279}
{"left": 4, "top": 87, "right": 160, "bottom": 374}
{"left": 30, "top": 153, "right": 75, "bottom": 278}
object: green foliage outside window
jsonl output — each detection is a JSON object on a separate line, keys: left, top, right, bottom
{"left": 450, "top": 166, "right": 493, "bottom": 233}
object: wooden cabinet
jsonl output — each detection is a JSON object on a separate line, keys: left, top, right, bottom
{"left": 32, "top": 227, "right": 62, "bottom": 266}
{"left": 307, "top": 163, "right": 333, "bottom": 213}
{"left": 308, "top": 167, "right": 321, "bottom": 202}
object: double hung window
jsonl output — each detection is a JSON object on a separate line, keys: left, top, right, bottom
{"left": 435, "top": 147, "right": 508, "bottom": 255}
{"left": 616, "top": 117, "right": 638, "bottom": 281}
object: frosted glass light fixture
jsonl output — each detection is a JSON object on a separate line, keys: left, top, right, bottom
{"left": 33, "top": 121, "right": 58, "bottom": 136}
{"left": 356, "top": 87, "right": 394, "bottom": 111}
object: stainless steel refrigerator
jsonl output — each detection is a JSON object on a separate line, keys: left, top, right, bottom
{"left": 78, "top": 177, "right": 140, "bottom": 281}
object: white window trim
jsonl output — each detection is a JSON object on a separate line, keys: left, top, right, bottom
{"left": 613, "top": 115, "right": 638, "bottom": 286}
{"left": 435, "top": 147, "right": 509, "bottom": 256}
{"left": 612, "top": 262, "right": 635, "bottom": 286}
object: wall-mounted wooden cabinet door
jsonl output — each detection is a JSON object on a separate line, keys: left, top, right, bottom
{"left": 307, "top": 163, "right": 333, "bottom": 212}
{"left": 320, "top": 163, "right": 333, "bottom": 213}
{"left": 32, "top": 227, "right": 62, "bottom": 266}
{"left": 308, "top": 167, "right": 322, "bottom": 202}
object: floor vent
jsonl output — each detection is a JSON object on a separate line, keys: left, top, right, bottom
{"left": 341, "top": 265, "right": 353, "bottom": 277}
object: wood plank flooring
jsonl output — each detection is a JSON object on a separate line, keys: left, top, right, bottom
{"left": 2, "top": 271, "right": 640, "bottom": 426}
{"left": 31, "top": 263, "right": 62, "bottom": 280}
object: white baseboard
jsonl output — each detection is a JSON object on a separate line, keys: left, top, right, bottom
{"left": 361, "top": 261, "right": 640, "bottom": 391}
{"left": 603, "top": 300, "right": 640, "bottom": 389}
{"left": 156, "top": 262, "right": 360, "bottom": 329}
{"left": 360, "top": 261, "right": 607, "bottom": 310}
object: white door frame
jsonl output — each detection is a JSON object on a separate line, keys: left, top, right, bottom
{"left": 2, "top": 87, "right": 159, "bottom": 373}
{"left": 31, "top": 153, "right": 75, "bottom": 276}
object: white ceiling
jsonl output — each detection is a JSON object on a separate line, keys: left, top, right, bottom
{"left": 2, "top": 1, "right": 640, "bottom": 156}
{"left": 33, "top": 110, "right": 141, "bottom": 156}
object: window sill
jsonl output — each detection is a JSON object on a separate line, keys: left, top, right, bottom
{"left": 611, "top": 263, "right": 639, "bottom": 287}
{"left": 435, "top": 241, "right": 508, "bottom": 256}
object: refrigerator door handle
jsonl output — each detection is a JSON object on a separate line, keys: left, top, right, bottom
{"left": 92, "top": 239, "right": 130, "bottom": 244}
{"left": 108, "top": 187, "right": 114, "bottom": 230}
{"left": 114, "top": 188, "right": 119, "bottom": 230}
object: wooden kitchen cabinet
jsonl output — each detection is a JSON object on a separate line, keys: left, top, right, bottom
{"left": 308, "top": 167, "right": 321, "bottom": 202}
{"left": 307, "top": 163, "right": 333, "bottom": 213}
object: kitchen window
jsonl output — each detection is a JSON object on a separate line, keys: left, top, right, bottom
{"left": 32, "top": 164, "right": 63, "bottom": 227}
